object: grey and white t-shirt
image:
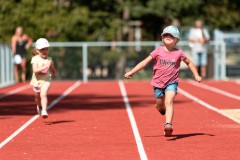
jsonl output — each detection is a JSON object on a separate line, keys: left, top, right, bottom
{"left": 189, "top": 28, "right": 210, "bottom": 52}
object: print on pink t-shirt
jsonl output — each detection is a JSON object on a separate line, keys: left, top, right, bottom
{"left": 150, "top": 46, "right": 186, "bottom": 88}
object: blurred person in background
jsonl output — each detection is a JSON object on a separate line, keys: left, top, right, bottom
{"left": 11, "top": 26, "right": 32, "bottom": 82}
{"left": 188, "top": 20, "right": 210, "bottom": 78}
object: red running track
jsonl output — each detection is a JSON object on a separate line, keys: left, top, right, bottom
{"left": 0, "top": 80, "right": 240, "bottom": 160}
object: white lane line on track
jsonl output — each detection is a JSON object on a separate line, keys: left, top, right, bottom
{"left": 118, "top": 81, "right": 148, "bottom": 160}
{"left": 187, "top": 80, "right": 240, "bottom": 101}
{"left": 0, "top": 85, "right": 31, "bottom": 99}
{"left": 179, "top": 88, "right": 240, "bottom": 124}
{"left": 0, "top": 81, "right": 81, "bottom": 149}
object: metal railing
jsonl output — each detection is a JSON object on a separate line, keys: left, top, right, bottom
{"left": 49, "top": 41, "right": 218, "bottom": 82}
{"left": 0, "top": 44, "right": 14, "bottom": 88}
{"left": 1, "top": 29, "right": 239, "bottom": 87}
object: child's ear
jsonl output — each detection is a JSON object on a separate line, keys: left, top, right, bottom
{"left": 176, "top": 39, "right": 179, "bottom": 44}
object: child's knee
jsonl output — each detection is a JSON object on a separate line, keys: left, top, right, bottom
{"left": 155, "top": 100, "right": 164, "bottom": 110}
{"left": 156, "top": 97, "right": 164, "bottom": 104}
{"left": 40, "top": 93, "right": 47, "bottom": 98}
{"left": 156, "top": 102, "right": 164, "bottom": 107}
{"left": 165, "top": 99, "right": 173, "bottom": 107}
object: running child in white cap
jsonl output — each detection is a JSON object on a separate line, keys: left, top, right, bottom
{"left": 30, "top": 38, "right": 56, "bottom": 118}
{"left": 125, "top": 26, "right": 202, "bottom": 137}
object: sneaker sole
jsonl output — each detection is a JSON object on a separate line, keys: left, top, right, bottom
{"left": 42, "top": 115, "right": 48, "bottom": 119}
{"left": 164, "top": 126, "right": 173, "bottom": 137}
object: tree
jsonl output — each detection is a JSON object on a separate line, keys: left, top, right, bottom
{"left": 0, "top": 0, "right": 239, "bottom": 43}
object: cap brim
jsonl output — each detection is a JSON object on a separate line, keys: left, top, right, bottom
{"left": 161, "top": 32, "right": 179, "bottom": 39}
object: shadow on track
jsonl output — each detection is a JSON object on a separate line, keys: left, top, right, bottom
{"left": 44, "top": 120, "right": 75, "bottom": 125}
{"left": 168, "top": 133, "right": 215, "bottom": 141}
{"left": 0, "top": 90, "right": 193, "bottom": 116}
{"left": 144, "top": 133, "right": 215, "bottom": 141}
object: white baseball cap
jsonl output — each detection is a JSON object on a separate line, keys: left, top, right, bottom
{"left": 35, "top": 38, "right": 50, "bottom": 49}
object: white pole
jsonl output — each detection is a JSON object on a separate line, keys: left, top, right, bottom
{"left": 82, "top": 43, "right": 88, "bottom": 82}
{"left": 221, "top": 40, "right": 226, "bottom": 79}
{"left": 5, "top": 46, "right": 10, "bottom": 82}
{"left": 10, "top": 46, "right": 14, "bottom": 83}
{"left": 213, "top": 30, "right": 220, "bottom": 80}
{"left": 0, "top": 46, "right": 5, "bottom": 85}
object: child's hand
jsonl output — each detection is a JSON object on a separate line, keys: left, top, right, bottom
{"left": 41, "top": 63, "right": 49, "bottom": 73}
{"left": 199, "top": 38, "right": 205, "bottom": 44}
{"left": 195, "top": 76, "right": 202, "bottom": 82}
{"left": 125, "top": 72, "right": 133, "bottom": 79}
{"left": 41, "top": 67, "right": 49, "bottom": 73}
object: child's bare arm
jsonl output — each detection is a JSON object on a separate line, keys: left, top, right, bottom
{"left": 24, "top": 34, "right": 33, "bottom": 49}
{"left": 125, "top": 55, "right": 153, "bottom": 79}
{"left": 11, "top": 37, "right": 17, "bottom": 55}
{"left": 32, "top": 63, "right": 48, "bottom": 73}
{"left": 49, "top": 61, "right": 56, "bottom": 77}
{"left": 183, "top": 57, "right": 202, "bottom": 82}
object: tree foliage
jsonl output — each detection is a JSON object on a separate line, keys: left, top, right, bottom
{"left": 0, "top": 0, "right": 239, "bottom": 43}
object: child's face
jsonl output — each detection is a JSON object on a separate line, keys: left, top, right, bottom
{"left": 37, "top": 47, "right": 49, "bottom": 58}
{"left": 162, "top": 33, "right": 179, "bottom": 46}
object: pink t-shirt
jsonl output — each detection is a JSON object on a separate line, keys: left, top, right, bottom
{"left": 150, "top": 46, "right": 186, "bottom": 88}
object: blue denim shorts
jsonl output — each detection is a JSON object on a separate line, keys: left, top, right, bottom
{"left": 193, "top": 51, "right": 207, "bottom": 66}
{"left": 153, "top": 82, "right": 178, "bottom": 98}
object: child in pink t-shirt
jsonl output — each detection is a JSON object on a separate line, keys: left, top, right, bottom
{"left": 125, "top": 26, "right": 202, "bottom": 137}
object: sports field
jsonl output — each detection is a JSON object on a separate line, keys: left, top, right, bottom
{"left": 0, "top": 80, "right": 240, "bottom": 160}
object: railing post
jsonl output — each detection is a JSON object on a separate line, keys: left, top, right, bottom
{"left": 82, "top": 43, "right": 88, "bottom": 82}
{"left": 5, "top": 46, "right": 10, "bottom": 83}
{"left": 213, "top": 29, "right": 221, "bottom": 80}
{"left": 9, "top": 47, "right": 14, "bottom": 82}
{"left": 221, "top": 40, "right": 226, "bottom": 79}
{"left": 0, "top": 46, "right": 5, "bottom": 84}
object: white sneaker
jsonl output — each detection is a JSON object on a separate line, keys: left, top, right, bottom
{"left": 41, "top": 110, "right": 48, "bottom": 119}
{"left": 36, "top": 106, "right": 42, "bottom": 115}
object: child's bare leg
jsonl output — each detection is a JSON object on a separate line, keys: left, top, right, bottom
{"left": 20, "top": 58, "right": 27, "bottom": 82}
{"left": 201, "top": 65, "right": 207, "bottom": 78}
{"left": 14, "top": 65, "right": 19, "bottom": 82}
{"left": 40, "top": 82, "right": 50, "bottom": 111}
{"left": 164, "top": 91, "right": 176, "bottom": 123}
{"left": 155, "top": 96, "right": 165, "bottom": 115}
{"left": 35, "top": 92, "right": 41, "bottom": 107}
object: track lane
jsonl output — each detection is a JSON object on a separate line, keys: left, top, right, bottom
{"left": 0, "top": 82, "right": 28, "bottom": 94}
{"left": 180, "top": 81, "right": 239, "bottom": 109}
{"left": 0, "top": 81, "right": 140, "bottom": 160}
{"left": 0, "top": 82, "right": 30, "bottom": 99}
{"left": 124, "top": 81, "right": 240, "bottom": 160}
{"left": 187, "top": 80, "right": 240, "bottom": 100}
{"left": 0, "top": 81, "right": 76, "bottom": 144}
{"left": 202, "top": 80, "right": 240, "bottom": 96}
{"left": 1, "top": 80, "right": 240, "bottom": 160}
